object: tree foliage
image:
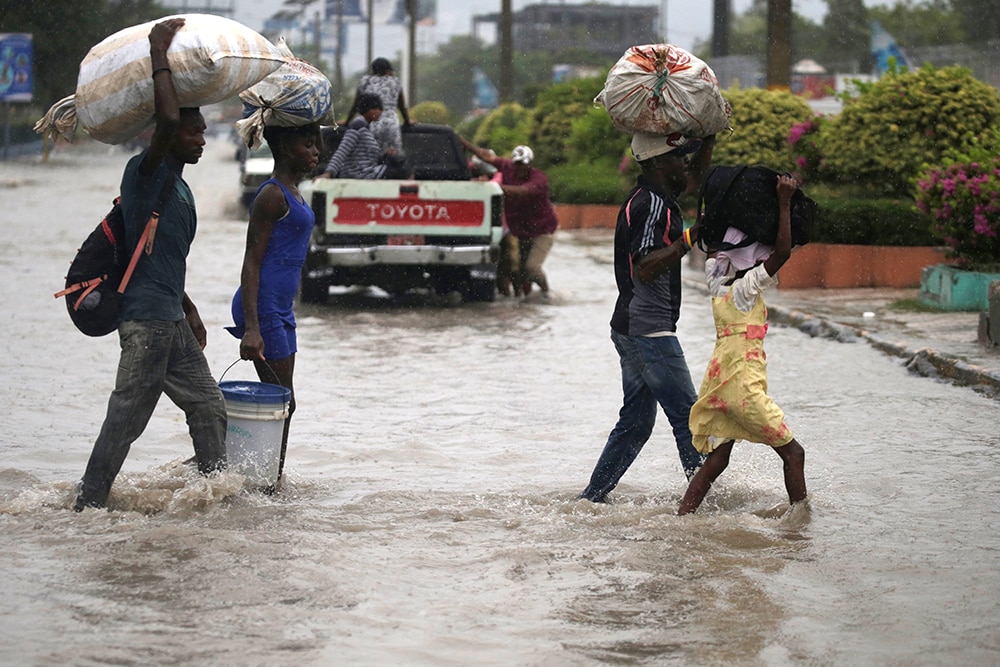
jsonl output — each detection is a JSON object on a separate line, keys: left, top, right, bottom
{"left": 714, "top": 0, "right": 975, "bottom": 73}
{"left": 868, "top": 0, "right": 963, "bottom": 48}
{"left": 950, "top": 0, "right": 1000, "bottom": 43}
{"left": 708, "top": 0, "right": 824, "bottom": 63}
{"left": 822, "top": 0, "right": 872, "bottom": 72}
{"left": 0, "top": 0, "right": 167, "bottom": 109}
{"left": 414, "top": 34, "right": 614, "bottom": 122}
{"left": 415, "top": 36, "right": 495, "bottom": 121}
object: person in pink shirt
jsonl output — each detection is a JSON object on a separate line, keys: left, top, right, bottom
{"left": 460, "top": 139, "right": 558, "bottom": 297}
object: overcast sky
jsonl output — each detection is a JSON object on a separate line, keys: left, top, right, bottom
{"left": 232, "top": 0, "right": 893, "bottom": 76}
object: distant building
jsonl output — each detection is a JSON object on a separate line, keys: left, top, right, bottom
{"left": 472, "top": 3, "right": 660, "bottom": 59}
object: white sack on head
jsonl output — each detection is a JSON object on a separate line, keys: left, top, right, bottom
{"left": 236, "top": 40, "right": 335, "bottom": 149}
{"left": 34, "top": 14, "right": 287, "bottom": 145}
{"left": 595, "top": 44, "right": 732, "bottom": 138}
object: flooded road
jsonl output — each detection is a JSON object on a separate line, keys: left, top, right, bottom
{"left": 1, "top": 136, "right": 999, "bottom": 666}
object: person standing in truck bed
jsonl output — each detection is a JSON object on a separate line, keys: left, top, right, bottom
{"left": 458, "top": 139, "right": 558, "bottom": 297}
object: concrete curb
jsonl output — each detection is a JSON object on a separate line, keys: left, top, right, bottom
{"left": 682, "top": 277, "right": 1000, "bottom": 399}
{"left": 768, "top": 305, "right": 1000, "bottom": 398}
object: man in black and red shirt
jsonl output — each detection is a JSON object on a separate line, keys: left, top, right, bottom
{"left": 580, "top": 131, "right": 715, "bottom": 503}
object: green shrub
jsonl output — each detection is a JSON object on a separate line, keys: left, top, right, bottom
{"left": 527, "top": 76, "right": 605, "bottom": 168}
{"left": 818, "top": 64, "right": 1000, "bottom": 197}
{"left": 546, "top": 161, "right": 629, "bottom": 205}
{"left": 711, "top": 87, "right": 814, "bottom": 173}
{"left": 471, "top": 103, "right": 531, "bottom": 156}
{"left": 544, "top": 106, "right": 636, "bottom": 205}
{"left": 566, "top": 105, "right": 630, "bottom": 165}
{"left": 808, "top": 191, "right": 937, "bottom": 246}
{"left": 409, "top": 101, "right": 451, "bottom": 125}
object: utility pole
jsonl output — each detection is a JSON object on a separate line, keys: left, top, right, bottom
{"left": 407, "top": 0, "right": 417, "bottom": 103}
{"left": 766, "top": 0, "right": 791, "bottom": 90}
{"left": 335, "top": 0, "right": 344, "bottom": 93}
{"left": 498, "top": 0, "right": 513, "bottom": 103}
{"left": 366, "top": 0, "right": 374, "bottom": 68}
{"left": 712, "top": 0, "right": 730, "bottom": 57}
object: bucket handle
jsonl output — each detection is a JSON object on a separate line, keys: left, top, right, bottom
{"left": 219, "top": 358, "right": 281, "bottom": 385}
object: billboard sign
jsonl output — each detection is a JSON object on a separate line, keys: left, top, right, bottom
{"left": 0, "top": 33, "right": 32, "bottom": 103}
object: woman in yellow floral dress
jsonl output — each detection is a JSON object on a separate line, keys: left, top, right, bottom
{"left": 678, "top": 175, "right": 807, "bottom": 515}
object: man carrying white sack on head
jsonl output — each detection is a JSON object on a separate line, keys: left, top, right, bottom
{"left": 578, "top": 131, "right": 715, "bottom": 503}
{"left": 75, "top": 18, "right": 227, "bottom": 511}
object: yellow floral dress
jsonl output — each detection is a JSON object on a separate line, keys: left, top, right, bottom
{"left": 689, "top": 285, "right": 793, "bottom": 454}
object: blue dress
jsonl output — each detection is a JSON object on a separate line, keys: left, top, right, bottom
{"left": 228, "top": 179, "right": 315, "bottom": 360}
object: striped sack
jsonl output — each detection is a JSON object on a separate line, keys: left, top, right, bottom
{"left": 36, "top": 14, "right": 287, "bottom": 145}
{"left": 236, "top": 41, "right": 335, "bottom": 149}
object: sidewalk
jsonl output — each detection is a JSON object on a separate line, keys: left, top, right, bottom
{"left": 681, "top": 262, "right": 1000, "bottom": 399}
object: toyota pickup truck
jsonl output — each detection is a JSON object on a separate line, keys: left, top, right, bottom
{"left": 298, "top": 124, "right": 503, "bottom": 303}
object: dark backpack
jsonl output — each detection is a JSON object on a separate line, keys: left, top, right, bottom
{"left": 54, "top": 174, "right": 175, "bottom": 337}
{"left": 696, "top": 165, "right": 817, "bottom": 251}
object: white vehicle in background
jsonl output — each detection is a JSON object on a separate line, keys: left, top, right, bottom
{"left": 239, "top": 140, "right": 273, "bottom": 208}
{"left": 298, "top": 124, "right": 504, "bottom": 303}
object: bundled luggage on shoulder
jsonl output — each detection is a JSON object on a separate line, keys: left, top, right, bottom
{"left": 34, "top": 14, "right": 287, "bottom": 145}
{"left": 697, "top": 165, "right": 818, "bottom": 251}
{"left": 595, "top": 43, "right": 731, "bottom": 138}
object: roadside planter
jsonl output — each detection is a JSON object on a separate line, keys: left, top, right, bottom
{"left": 919, "top": 264, "right": 1000, "bottom": 311}
{"left": 553, "top": 203, "right": 620, "bottom": 230}
{"left": 759, "top": 243, "right": 946, "bottom": 289}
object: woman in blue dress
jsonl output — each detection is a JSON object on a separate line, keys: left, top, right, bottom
{"left": 228, "top": 122, "right": 321, "bottom": 489}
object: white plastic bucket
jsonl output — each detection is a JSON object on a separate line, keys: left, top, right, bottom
{"left": 219, "top": 380, "right": 290, "bottom": 488}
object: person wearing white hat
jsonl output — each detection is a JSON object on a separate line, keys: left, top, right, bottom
{"left": 579, "top": 131, "right": 716, "bottom": 503}
{"left": 459, "top": 137, "right": 559, "bottom": 297}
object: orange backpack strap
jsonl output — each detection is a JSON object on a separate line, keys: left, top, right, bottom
{"left": 119, "top": 215, "right": 155, "bottom": 295}
{"left": 118, "top": 171, "right": 175, "bottom": 293}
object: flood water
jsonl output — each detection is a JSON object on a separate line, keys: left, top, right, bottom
{"left": 2, "top": 135, "right": 999, "bottom": 666}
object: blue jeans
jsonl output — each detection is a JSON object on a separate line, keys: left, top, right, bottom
{"left": 75, "top": 320, "right": 227, "bottom": 509}
{"left": 580, "top": 329, "right": 704, "bottom": 502}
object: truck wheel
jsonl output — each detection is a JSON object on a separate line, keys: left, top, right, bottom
{"left": 461, "top": 278, "right": 496, "bottom": 303}
{"left": 299, "top": 277, "right": 329, "bottom": 304}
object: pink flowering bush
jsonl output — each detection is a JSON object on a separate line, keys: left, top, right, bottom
{"left": 915, "top": 156, "right": 1000, "bottom": 270}
{"left": 788, "top": 116, "right": 824, "bottom": 183}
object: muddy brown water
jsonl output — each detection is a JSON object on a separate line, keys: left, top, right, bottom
{"left": 1, "top": 136, "right": 998, "bottom": 666}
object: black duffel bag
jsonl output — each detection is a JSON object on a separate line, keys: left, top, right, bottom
{"left": 696, "top": 165, "right": 817, "bottom": 251}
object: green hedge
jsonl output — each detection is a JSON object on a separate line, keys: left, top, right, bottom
{"left": 809, "top": 193, "right": 937, "bottom": 246}
{"left": 546, "top": 161, "right": 628, "bottom": 205}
